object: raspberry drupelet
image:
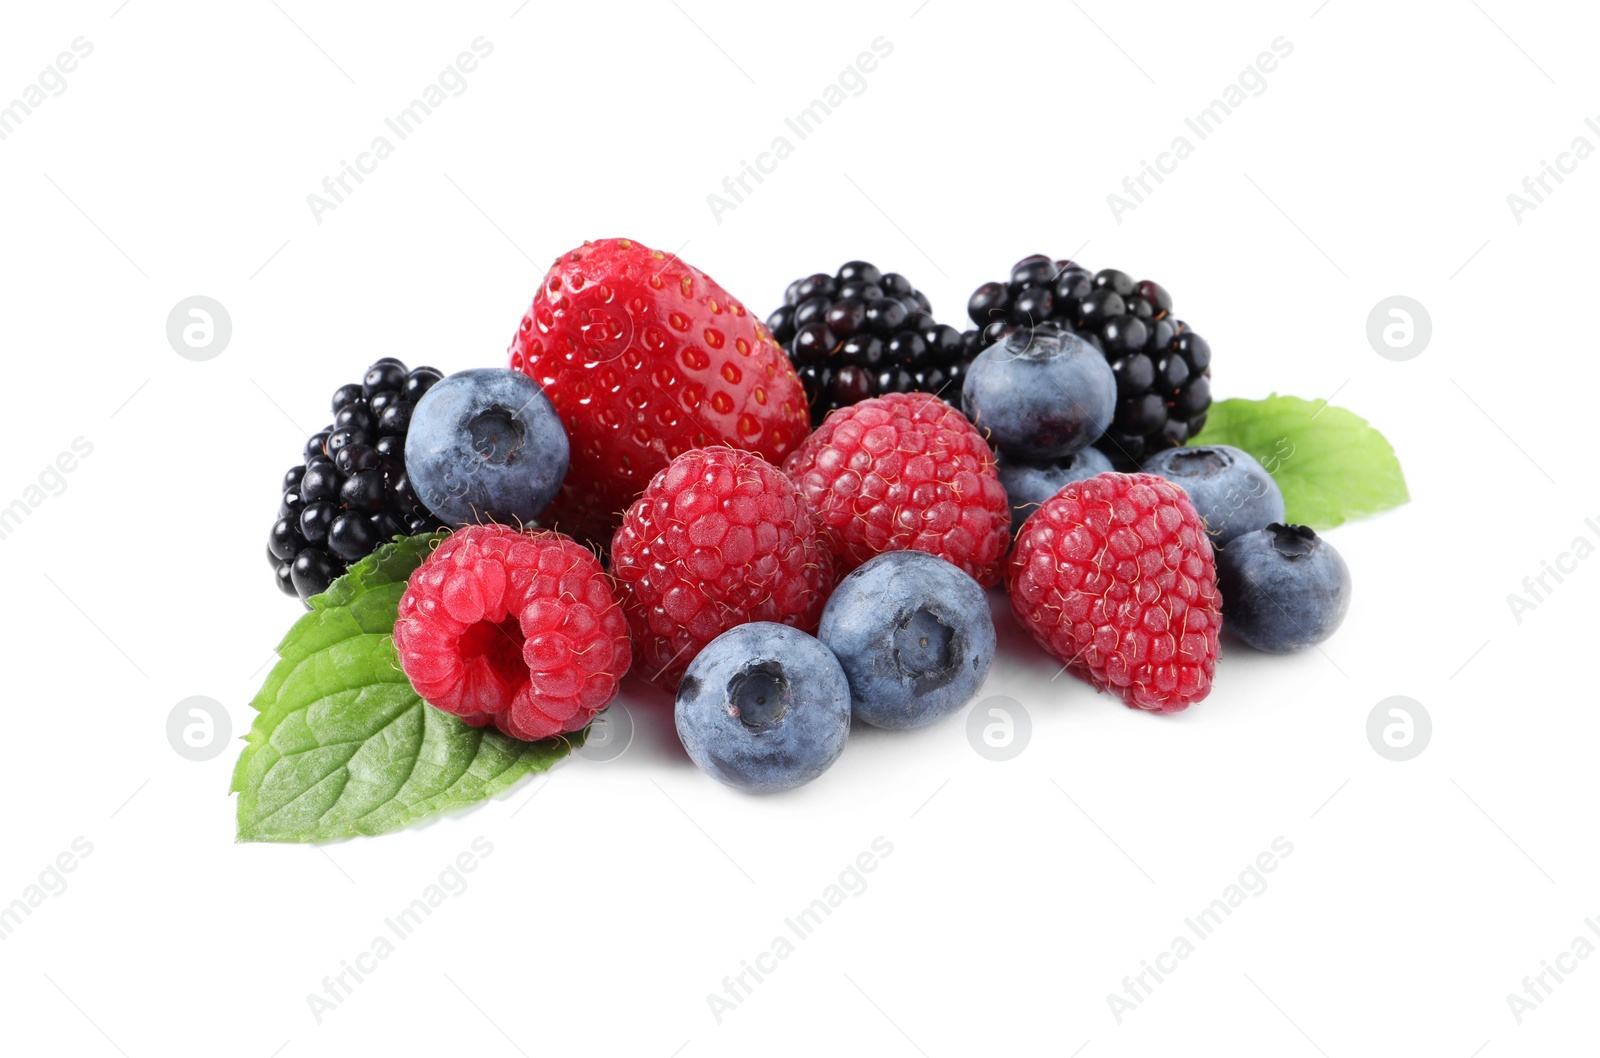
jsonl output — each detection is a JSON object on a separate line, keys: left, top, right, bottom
{"left": 394, "top": 525, "right": 631, "bottom": 741}
{"left": 610, "top": 446, "right": 832, "bottom": 693}
{"left": 1007, "top": 472, "right": 1222, "bottom": 713}
{"left": 782, "top": 391, "right": 1011, "bottom": 587}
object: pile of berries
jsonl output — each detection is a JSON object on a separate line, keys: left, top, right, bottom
{"left": 766, "top": 261, "right": 970, "bottom": 424}
{"left": 260, "top": 237, "right": 1357, "bottom": 797}
{"left": 267, "top": 358, "right": 446, "bottom": 603}
{"left": 964, "top": 255, "right": 1213, "bottom": 467}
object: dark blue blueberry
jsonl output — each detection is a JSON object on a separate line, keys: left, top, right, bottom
{"left": 995, "top": 448, "right": 1114, "bottom": 536}
{"left": 817, "top": 551, "right": 996, "bottom": 729}
{"left": 961, "top": 323, "right": 1116, "bottom": 460}
{"left": 675, "top": 623, "right": 850, "bottom": 793}
{"left": 405, "top": 368, "right": 569, "bottom": 528}
{"left": 1217, "top": 524, "right": 1350, "bottom": 653}
{"left": 1142, "top": 444, "right": 1285, "bottom": 547}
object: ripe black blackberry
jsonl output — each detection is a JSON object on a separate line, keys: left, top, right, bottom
{"left": 767, "top": 261, "right": 969, "bottom": 425}
{"left": 267, "top": 359, "right": 446, "bottom": 604}
{"left": 965, "top": 254, "right": 1212, "bottom": 468}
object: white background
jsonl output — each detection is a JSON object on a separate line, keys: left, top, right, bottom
{"left": 0, "top": 1, "right": 1594, "bottom": 1054}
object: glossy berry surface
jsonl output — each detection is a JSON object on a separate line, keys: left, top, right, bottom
{"left": 1008, "top": 472, "right": 1222, "bottom": 713}
{"left": 393, "top": 525, "right": 632, "bottom": 741}
{"left": 508, "top": 238, "right": 810, "bottom": 546}
{"left": 610, "top": 447, "right": 832, "bottom": 693}
{"left": 1142, "top": 444, "right": 1285, "bottom": 548}
{"left": 783, "top": 391, "right": 1011, "bottom": 587}
{"left": 675, "top": 622, "right": 851, "bottom": 793}
{"left": 994, "top": 447, "right": 1114, "bottom": 537}
{"left": 267, "top": 359, "right": 447, "bottom": 604}
{"left": 817, "top": 550, "right": 996, "bottom": 729}
{"left": 966, "top": 255, "right": 1212, "bottom": 467}
{"left": 1216, "top": 523, "right": 1350, "bottom": 654}
{"left": 405, "top": 368, "right": 569, "bottom": 528}
{"left": 961, "top": 323, "right": 1117, "bottom": 460}
{"left": 766, "top": 261, "right": 970, "bottom": 425}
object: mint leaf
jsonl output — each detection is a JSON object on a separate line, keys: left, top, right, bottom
{"left": 1190, "top": 394, "right": 1408, "bottom": 529}
{"left": 233, "top": 534, "right": 582, "bottom": 843}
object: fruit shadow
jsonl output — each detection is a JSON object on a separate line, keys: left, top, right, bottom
{"left": 611, "top": 673, "right": 698, "bottom": 770}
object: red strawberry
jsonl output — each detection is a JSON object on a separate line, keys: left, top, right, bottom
{"left": 508, "top": 239, "right": 811, "bottom": 545}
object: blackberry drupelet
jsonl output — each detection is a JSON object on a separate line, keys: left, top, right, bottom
{"left": 767, "top": 261, "right": 969, "bottom": 425}
{"left": 965, "top": 254, "right": 1212, "bottom": 468}
{"left": 267, "top": 358, "right": 447, "bottom": 604}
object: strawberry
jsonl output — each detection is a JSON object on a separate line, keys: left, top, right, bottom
{"left": 508, "top": 239, "right": 811, "bottom": 545}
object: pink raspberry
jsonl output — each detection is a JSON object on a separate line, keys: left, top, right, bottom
{"left": 394, "top": 525, "right": 631, "bottom": 741}
{"left": 610, "top": 446, "right": 832, "bottom": 692}
{"left": 1007, "top": 472, "right": 1221, "bottom": 713}
{"left": 782, "top": 391, "right": 1011, "bottom": 586}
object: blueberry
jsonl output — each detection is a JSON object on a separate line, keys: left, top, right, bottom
{"left": 405, "top": 368, "right": 569, "bottom": 528}
{"left": 675, "top": 623, "right": 851, "bottom": 793}
{"left": 817, "top": 551, "right": 996, "bottom": 729}
{"left": 995, "top": 448, "right": 1114, "bottom": 536}
{"left": 961, "top": 323, "right": 1116, "bottom": 460}
{"left": 1217, "top": 524, "right": 1350, "bottom": 653}
{"left": 1141, "top": 444, "right": 1285, "bottom": 547}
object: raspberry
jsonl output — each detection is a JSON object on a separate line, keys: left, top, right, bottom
{"left": 394, "top": 525, "right": 631, "bottom": 741}
{"left": 1006, "top": 472, "right": 1221, "bottom": 713}
{"left": 610, "top": 447, "right": 832, "bottom": 692}
{"left": 508, "top": 238, "right": 811, "bottom": 545}
{"left": 783, "top": 391, "right": 1011, "bottom": 587}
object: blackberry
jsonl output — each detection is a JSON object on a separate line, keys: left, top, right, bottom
{"left": 767, "top": 261, "right": 969, "bottom": 425}
{"left": 266, "top": 359, "right": 446, "bottom": 604}
{"left": 965, "top": 254, "right": 1212, "bottom": 468}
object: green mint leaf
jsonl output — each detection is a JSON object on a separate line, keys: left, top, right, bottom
{"left": 1189, "top": 394, "right": 1409, "bottom": 529}
{"left": 233, "top": 533, "right": 582, "bottom": 843}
